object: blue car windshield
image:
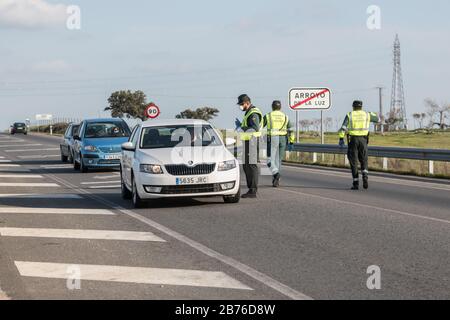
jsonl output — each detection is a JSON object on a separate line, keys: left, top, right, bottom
{"left": 84, "top": 122, "right": 130, "bottom": 139}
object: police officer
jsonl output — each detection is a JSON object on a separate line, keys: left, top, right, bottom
{"left": 235, "top": 94, "right": 262, "bottom": 198}
{"left": 263, "top": 100, "right": 295, "bottom": 187}
{"left": 338, "top": 100, "right": 379, "bottom": 190}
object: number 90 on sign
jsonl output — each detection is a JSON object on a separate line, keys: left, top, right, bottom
{"left": 145, "top": 104, "right": 160, "bottom": 119}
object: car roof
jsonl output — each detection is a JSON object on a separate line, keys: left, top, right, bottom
{"left": 83, "top": 118, "right": 125, "bottom": 123}
{"left": 140, "top": 119, "right": 210, "bottom": 128}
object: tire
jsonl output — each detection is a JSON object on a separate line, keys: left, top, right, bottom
{"left": 121, "top": 168, "right": 132, "bottom": 199}
{"left": 80, "top": 155, "right": 88, "bottom": 173}
{"left": 61, "top": 147, "right": 68, "bottom": 163}
{"left": 223, "top": 187, "right": 241, "bottom": 203}
{"left": 74, "top": 153, "right": 80, "bottom": 171}
{"left": 132, "top": 175, "right": 146, "bottom": 208}
{"left": 68, "top": 149, "right": 74, "bottom": 164}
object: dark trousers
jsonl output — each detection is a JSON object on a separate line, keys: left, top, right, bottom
{"left": 347, "top": 136, "right": 369, "bottom": 182}
{"left": 243, "top": 139, "right": 259, "bottom": 193}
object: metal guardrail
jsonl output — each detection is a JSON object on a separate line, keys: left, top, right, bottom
{"left": 291, "top": 144, "right": 450, "bottom": 162}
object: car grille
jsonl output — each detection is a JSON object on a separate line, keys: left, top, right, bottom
{"left": 157, "top": 184, "right": 221, "bottom": 195}
{"left": 165, "top": 163, "right": 216, "bottom": 176}
{"left": 97, "top": 159, "right": 120, "bottom": 165}
{"left": 98, "top": 146, "right": 122, "bottom": 153}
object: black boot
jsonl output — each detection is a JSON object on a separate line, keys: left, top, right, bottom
{"left": 273, "top": 173, "right": 280, "bottom": 187}
{"left": 363, "top": 176, "right": 369, "bottom": 189}
{"left": 242, "top": 189, "right": 257, "bottom": 199}
{"left": 351, "top": 181, "right": 359, "bottom": 190}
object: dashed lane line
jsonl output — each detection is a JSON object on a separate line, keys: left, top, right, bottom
{"left": 0, "top": 183, "right": 60, "bottom": 187}
{"left": 5, "top": 148, "right": 59, "bottom": 153}
{"left": 0, "top": 207, "right": 115, "bottom": 215}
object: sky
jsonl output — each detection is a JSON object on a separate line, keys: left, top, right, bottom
{"left": 1, "top": 0, "right": 450, "bottom": 130}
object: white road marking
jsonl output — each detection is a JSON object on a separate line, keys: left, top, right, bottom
{"left": 93, "top": 173, "right": 120, "bottom": 180}
{"left": 0, "top": 175, "right": 43, "bottom": 179}
{"left": 5, "top": 148, "right": 59, "bottom": 153}
{"left": 0, "top": 164, "right": 20, "bottom": 167}
{"left": 285, "top": 165, "right": 450, "bottom": 192}
{"left": 87, "top": 185, "right": 121, "bottom": 189}
{"left": 278, "top": 187, "right": 450, "bottom": 225}
{"left": 40, "top": 164, "right": 72, "bottom": 169}
{"left": 0, "top": 183, "right": 59, "bottom": 187}
{"left": 0, "top": 194, "right": 82, "bottom": 199}
{"left": 0, "top": 228, "right": 166, "bottom": 242}
{"left": 0, "top": 144, "right": 42, "bottom": 148}
{"left": 0, "top": 160, "right": 12, "bottom": 163}
{"left": 0, "top": 156, "right": 5, "bottom": 159}
{"left": 15, "top": 261, "right": 252, "bottom": 290}
{"left": 0, "top": 207, "right": 115, "bottom": 215}
{"left": 17, "top": 155, "right": 60, "bottom": 159}
{"left": 47, "top": 172, "right": 312, "bottom": 300}
{"left": 81, "top": 181, "right": 121, "bottom": 185}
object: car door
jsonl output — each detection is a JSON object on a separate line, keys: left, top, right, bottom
{"left": 73, "top": 121, "right": 85, "bottom": 162}
{"left": 61, "top": 125, "right": 72, "bottom": 156}
{"left": 123, "top": 125, "right": 140, "bottom": 187}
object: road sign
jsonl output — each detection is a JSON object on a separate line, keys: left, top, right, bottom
{"left": 35, "top": 114, "right": 53, "bottom": 121}
{"left": 289, "top": 88, "right": 332, "bottom": 110}
{"left": 145, "top": 103, "right": 160, "bottom": 119}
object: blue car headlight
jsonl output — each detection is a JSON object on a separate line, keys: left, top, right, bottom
{"left": 84, "top": 145, "right": 98, "bottom": 152}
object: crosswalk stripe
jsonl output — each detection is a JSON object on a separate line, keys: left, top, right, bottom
{"left": 14, "top": 261, "right": 252, "bottom": 290}
{"left": 87, "top": 185, "right": 121, "bottom": 189}
{"left": 0, "top": 194, "right": 82, "bottom": 199}
{"left": 0, "top": 208, "right": 115, "bottom": 215}
{"left": 0, "top": 183, "right": 59, "bottom": 187}
{"left": 0, "top": 228, "right": 166, "bottom": 242}
{"left": 40, "top": 164, "right": 72, "bottom": 169}
{"left": 81, "top": 181, "right": 121, "bottom": 185}
{"left": 17, "top": 155, "right": 60, "bottom": 159}
{"left": 0, "top": 160, "right": 12, "bottom": 163}
{"left": 5, "top": 148, "right": 59, "bottom": 153}
{"left": 0, "top": 144, "right": 42, "bottom": 148}
{"left": 0, "top": 175, "right": 43, "bottom": 179}
{"left": 0, "top": 164, "right": 21, "bottom": 167}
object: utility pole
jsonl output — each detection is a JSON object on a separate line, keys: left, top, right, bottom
{"left": 376, "top": 86, "right": 384, "bottom": 134}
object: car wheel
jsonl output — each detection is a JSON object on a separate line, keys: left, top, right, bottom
{"left": 80, "top": 155, "right": 88, "bottom": 173}
{"left": 74, "top": 154, "right": 80, "bottom": 171}
{"left": 132, "top": 176, "right": 146, "bottom": 208}
{"left": 121, "top": 169, "right": 132, "bottom": 200}
{"left": 68, "top": 149, "right": 74, "bottom": 163}
{"left": 61, "top": 147, "right": 68, "bottom": 163}
{"left": 223, "top": 187, "right": 241, "bottom": 204}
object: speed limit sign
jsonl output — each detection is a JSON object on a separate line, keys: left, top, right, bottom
{"left": 145, "top": 103, "right": 160, "bottom": 119}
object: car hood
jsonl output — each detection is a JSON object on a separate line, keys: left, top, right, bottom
{"left": 83, "top": 137, "right": 129, "bottom": 147}
{"left": 137, "top": 146, "right": 234, "bottom": 165}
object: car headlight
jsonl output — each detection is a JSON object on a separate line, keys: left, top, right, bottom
{"left": 218, "top": 160, "right": 237, "bottom": 171}
{"left": 84, "top": 145, "right": 98, "bottom": 152}
{"left": 140, "top": 164, "right": 164, "bottom": 174}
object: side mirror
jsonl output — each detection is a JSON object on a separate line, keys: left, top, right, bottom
{"left": 225, "top": 138, "right": 237, "bottom": 146}
{"left": 73, "top": 135, "right": 80, "bottom": 141}
{"left": 122, "top": 142, "right": 135, "bottom": 151}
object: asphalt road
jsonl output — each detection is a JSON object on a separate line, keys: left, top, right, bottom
{"left": 0, "top": 132, "right": 449, "bottom": 300}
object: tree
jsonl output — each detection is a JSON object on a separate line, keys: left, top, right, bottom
{"left": 413, "top": 113, "right": 421, "bottom": 129}
{"left": 105, "top": 90, "right": 149, "bottom": 121}
{"left": 175, "top": 107, "right": 219, "bottom": 121}
{"left": 424, "top": 98, "right": 450, "bottom": 129}
{"left": 413, "top": 113, "right": 428, "bottom": 129}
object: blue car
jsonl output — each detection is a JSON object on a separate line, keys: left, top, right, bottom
{"left": 60, "top": 123, "right": 80, "bottom": 163}
{"left": 73, "top": 118, "right": 131, "bottom": 173}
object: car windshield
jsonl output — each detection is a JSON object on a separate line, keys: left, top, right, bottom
{"left": 84, "top": 122, "right": 130, "bottom": 138}
{"left": 140, "top": 125, "right": 222, "bottom": 149}
{"left": 14, "top": 123, "right": 25, "bottom": 127}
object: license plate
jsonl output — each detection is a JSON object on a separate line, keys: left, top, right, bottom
{"left": 176, "top": 176, "right": 208, "bottom": 185}
{"left": 105, "top": 154, "right": 121, "bottom": 160}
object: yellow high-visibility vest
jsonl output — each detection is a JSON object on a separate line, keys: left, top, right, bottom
{"left": 266, "top": 111, "right": 289, "bottom": 136}
{"left": 347, "top": 110, "right": 371, "bottom": 137}
{"left": 240, "top": 107, "right": 262, "bottom": 141}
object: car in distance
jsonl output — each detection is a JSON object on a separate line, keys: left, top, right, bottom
{"left": 73, "top": 118, "right": 131, "bottom": 173}
{"left": 120, "top": 119, "right": 240, "bottom": 208}
{"left": 60, "top": 123, "right": 80, "bottom": 163}
{"left": 11, "top": 122, "right": 28, "bottom": 135}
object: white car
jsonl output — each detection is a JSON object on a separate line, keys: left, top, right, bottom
{"left": 120, "top": 119, "right": 240, "bottom": 208}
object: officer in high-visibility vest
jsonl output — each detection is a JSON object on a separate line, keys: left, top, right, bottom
{"left": 339, "top": 100, "right": 379, "bottom": 190}
{"left": 235, "top": 94, "right": 262, "bottom": 198}
{"left": 263, "top": 100, "right": 295, "bottom": 187}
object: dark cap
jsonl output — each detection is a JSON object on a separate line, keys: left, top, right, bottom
{"left": 237, "top": 94, "right": 251, "bottom": 105}
{"left": 272, "top": 100, "right": 282, "bottom": 109}
{"left": 353, "top": 100, "right": 363, "bottom": 108}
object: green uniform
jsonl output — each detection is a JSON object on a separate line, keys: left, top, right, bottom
{"left": 339, "top": 110, "right": 379, "bottom": 184}
{"left": 263, "top": 110, "right": 295, "bottom": 175}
